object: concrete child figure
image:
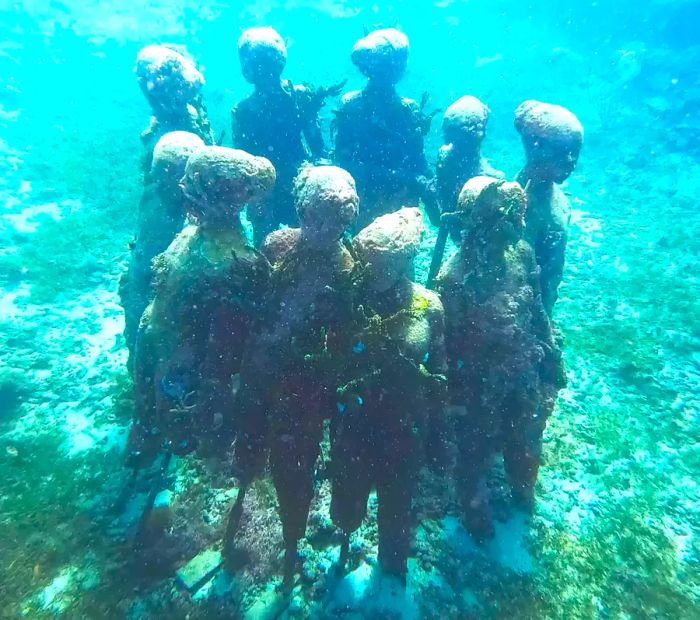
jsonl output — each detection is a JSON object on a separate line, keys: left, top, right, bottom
{"left": 437, "top": 177, "right": 564, "bottom": 540}
{"left": 135, "top": 45, "right": 215, "bottom": 162}
{"left": 334, "top": 28, "right": 439, "bottom": 229}
{"left": 120, "top": 131, "right": 204, "bottom": 371}
{"left": 233, "top": 165, "right": 359, "bottom": 590}
{"left": 514, "top": 100, "right": 583, "bottom": 315}
{"left": 121, "top": 46, "right": 215, "bottom": 366}
{"left": 437, "top": 95, "right": 504, "bottom": 242}
{"left": 126, "top": 146, "right": 275, "bottom": 467}
{"left": 232, "top": 27, "right": 344, "bottom": 245}
{"left": 330, "top": 207, "right": 447, "bottom": 580}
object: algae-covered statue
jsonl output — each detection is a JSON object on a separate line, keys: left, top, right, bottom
{"left": 514, "top": 100, "right": 583, "bottom": 315}
{"left": 134, "top": 44, "right": 215, "bottom": 175}
{"left": 121, "top": 46, "right": 215, "bottom": 365}
{"left": 233, "top": 165, "right": 359, "bottom": 590}
{"left": 120, "top": 131, "right": 204, "bottom": 369}
{"left": 232, "top": 27, "right": 345, "bottom": 246}
{"left": 437, "top": 96, "right": 503, "bottom": 241}
{"left": 437, "top": 177, "right": 564, "bottom": 540}
{"left": 334, "top": 28, "right": 439, "bottom": 229}
{"left": 330, "top": 207, "right": 447, "bottom": 580}
{"left": 126, "top": 146, "right": 275, "bottom": 467}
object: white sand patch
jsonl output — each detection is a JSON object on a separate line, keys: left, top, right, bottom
{"left": 0, "top": 282, "right": 31, "bottom": 317}
{"left": 1, "top": 197, "right": 82, "bottom": 233}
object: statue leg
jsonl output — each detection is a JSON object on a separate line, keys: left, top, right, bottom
{"left": 455, "top": 398, "right": 500, "bottom": 541}
{"left": 375, "top": 436, "right": 416, "bottom": 581}
{"left": 270, "top": 410, "right": 324, "bottom": 591}
{"left": 329, "top": 414, "right": 373, "bottom": 575}
{"left": 502, "top": 393, "right": 548, "bottom": 509}
{"left": 120, "top": 249, "right": 152, "bottom": 370}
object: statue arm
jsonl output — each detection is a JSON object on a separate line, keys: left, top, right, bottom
{"left": 524, "top": 244, "right": 566, "bottom": 390}
{"left": 424, "top": 299, "right": 449, "bottom": 470}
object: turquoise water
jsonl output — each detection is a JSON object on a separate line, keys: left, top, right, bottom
{"left": 1, "top": 1, "right": 699, "bottom": 618}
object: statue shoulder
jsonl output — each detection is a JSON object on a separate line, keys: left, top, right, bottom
{"left": 437, "top": 144, "right": 454, "bottom": 167}
{"left": 412, "top": 283, "right": 444, "bottom": 319}
{"left": 513, "top": 238, "right": 537, "bottom": 265}
{"left": 151, "top": 225, "right": 198, "bottom": 288}
{"left": 261, "top": 227, "right": 302, "bottom": 266}
{"left": 401, "top": 96, "right": 420, "bottom": 111}
{"left": 339, "top": 90, "right": 363, "bottom": 108}
{"left": 436, "top": 253, "right": 463, "bottom": 294}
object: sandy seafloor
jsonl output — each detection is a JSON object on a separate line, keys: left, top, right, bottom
{"left": 1, "top": 1, "right": 699, "bottom": 618}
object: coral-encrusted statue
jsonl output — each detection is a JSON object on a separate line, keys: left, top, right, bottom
{"left": 120, "top": 131, "right": 204, "bottom": 368}
{"left": 514, "top": 100, "right": 583, "bottom": 315}
{"left": 437, "top": 95, "right": 503, "bottom": 241}
{"left": 330, "top": 207, "right": 447, "bottom": 580}
{"left": 438, "top": 177, "right": 564, "bottom": 540}
{"left": 121, "top": 45, "right": 215, "bottom": 366}
{"left": 232, "top": 27, "right": 344, "bottom": 245}
{"left": 126, "top": 146, "right": 275, "bottom": 467}
{"left": 234, "top": 165, "right": 359, "bottom": 590}
{"left": 334, "top": 29, "right": 439, "bottom": 229}
{"left": 135, "top": 45, "right": 214, "bottom": 160}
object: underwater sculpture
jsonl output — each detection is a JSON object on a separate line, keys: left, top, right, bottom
{"left": 427, "top": 95, "right": 505, "bottom": 287}
{"left": 232, "top": 27, "right": 345, "bottom": 246}
{"left": 119, "top": 131, "right": 204, "bottom": 367}
{"left": 126, "top": 146, "right": 275, "bottom": 467}
{"left": 121, "top": 45, "right": 215, "bottom": 366}
{"left": 334, "top": 28, "right": 439, "bottom": 229}
{"left": 330, "top": 207, "right": 447, "bottom": 580}
{"left": 514, "top": 99, "right": 584, "bottom": 315}
{"left": 233, "top": 165, "right": 359, "bottom": 590}
{"left": 134, "top": 45, "right": 215, "bottom": 162}
{"left": 437, "top": 177, "right": 565, "bottom": 540}
{"left": 436, "top": 95, "right": 504, "bottom": 242}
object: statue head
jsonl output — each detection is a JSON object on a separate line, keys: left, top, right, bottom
{"left": 515, "top": 100, "right": 583, "bottom": 183}
{"left": 180, "top": 146, "right": 276, "bottom": 226}
{"left": 459, "top": 177, "right": 527, "bottom": 246}
{"left": 151, "top": 131, "right": 205, "bottom": 202}
{"left": 294, "top": 165, "right": 359, "bottom": 248}
{"left": 354, "top": 207, "right": 424, "bottom": 292}
{"left": 238, "top": 27, "right": 287, "bottom": 88}
{"left": 135, "top": 45, "right": 204, "bottom": 120}
{"left": 443, "top": 95, "right": 490, "bottom": 149}
{"left": 351, "top": 28, "right": 409, "bottom": 86}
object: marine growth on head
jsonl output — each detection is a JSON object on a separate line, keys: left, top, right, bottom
{"left": 351, "top": 28, "right": 409, "bottom": 86}
{"left": 135, "top": 45, "right": 205, "bottom": 120}
{"left": 238, "top": 26, "right": 288, "bottom": 88}
{"left": 151, "top": 131, "right": 206, "bottom": 199}
{"left": 293, "top": 165, "right": 359, "bottom": 248}
{"left": 459, "top": 177, "right": 526, "bottom": 245}
{"left": 515, "top": 100, "right": 583, "bottom": 184}
{"left": 354, "top": 207, "right": 424, "bottom": 292}
{"left": 443, "top": 95, "right": 490, "bottom": 148}
{"left": 180, "top": 146, "right": 276, "bottom": 226}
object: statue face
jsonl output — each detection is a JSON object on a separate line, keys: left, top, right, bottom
{"left": 300, "top": 206, "right": 349, "bottom": 248}
{"left": 449, "top": 121, "right": 486, "bottom": 149}
{"left": 525, "top": 137, "right": 581, "bottom": 183}
{"left": 295, "top": 167, "right": 359, "bottom": 248}
{"left": 240, "top": 57, "right": 283, "bottom": 88}
{"left": 362, "top": 252, "right": 411, "bottom": 293}
{"left": 489, "top": 212, "right": 522, "bottom": 246}
{"left": 157, "top": 166, "right": 187, "bottom": 204}
{"left": 238, "top": 28, "right": 287, "bottom": 88}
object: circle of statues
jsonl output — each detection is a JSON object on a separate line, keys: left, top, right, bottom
{"left": 119, "top": 27, "right": 583, "bottom": 591}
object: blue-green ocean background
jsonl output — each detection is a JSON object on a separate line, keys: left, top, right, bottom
{"left": 1, "top": 1, "right": 699, "bottom": 618}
